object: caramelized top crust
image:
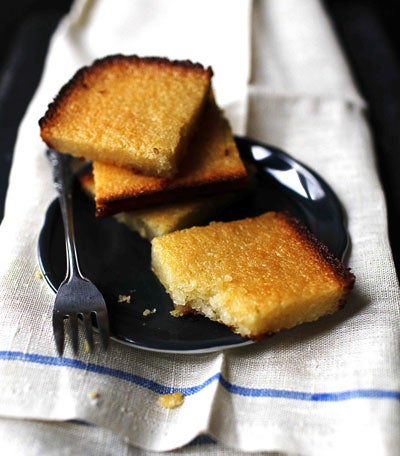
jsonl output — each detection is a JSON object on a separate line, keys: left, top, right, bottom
{"left": 39, "top": 54, "right": 213, "bottom": 177}
{"left": 39, "top": 54, "right": 213, "bottom": 128}
{"left": 151, "top": 211, "right": 355, "bottom": 298}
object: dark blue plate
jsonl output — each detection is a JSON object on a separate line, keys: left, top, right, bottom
{"left": 37, "top": 136, "right": 348, "bottom": 353}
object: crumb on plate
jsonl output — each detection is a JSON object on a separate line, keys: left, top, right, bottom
{"left": 143, "top": 308, "right": 157, "bottom": 316}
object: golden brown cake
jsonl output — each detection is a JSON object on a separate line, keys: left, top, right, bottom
{"left": 39, "top": 54, "right": 212, "bottom": 177}
{"left": 151, "top": 211, "right": 355, "bottom": 339}
{"left": 92, "top": 96, "right": 248, "bottom": 216}
{"left": 79, "top": 171, "right": 240, "bottom": 241}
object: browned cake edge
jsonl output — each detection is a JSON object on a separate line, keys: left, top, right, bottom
{"left": 78, "top": 170, "right": 95, "bottom": 196}
{"left": 38, "top": 54, "right": 213, "bottom": 134}
{"left": 279, "top": 211, "right": 355, "bottom": 298}
{"left": 95, "top": 171, "right": 249, "bottom": 216}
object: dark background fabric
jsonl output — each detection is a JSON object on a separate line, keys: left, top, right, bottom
{"left": 324, "top": 0, "right": 400, "bottom": 280}
{"left": 1, "top": 0, "right": 399, "bottom": 280}
{"left": 0, "top": 0, "right": 72, "bottom": 222}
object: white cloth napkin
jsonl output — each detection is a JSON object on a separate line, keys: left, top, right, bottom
{"left": 1, "top": 0, "right": 400, "bottom": 454}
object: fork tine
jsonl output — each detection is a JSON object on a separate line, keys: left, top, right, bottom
{"left": 95, "top": 309, "right": 110, "bottom": 350}
{"left": 81, "top": 312, "right": 94, "bottom": 352}
{"left": 68, "top": 314, "right": 80, "bottom": 354}
{"left": 53, "top": 311, "right": 65, "bottom": 357}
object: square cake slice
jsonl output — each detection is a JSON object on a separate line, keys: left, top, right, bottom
{"left": 151, "top": 211, "right": 355, "bottom": 339}
{"left": 92, "top": 96, "right": 248, "bottom": 217}
{"left": 39, "top": 54, "right": 212, "bottom": 177}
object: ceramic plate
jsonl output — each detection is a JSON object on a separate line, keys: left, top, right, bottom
{"left": 37, "top": 136, "right": 348, "bottom": 353}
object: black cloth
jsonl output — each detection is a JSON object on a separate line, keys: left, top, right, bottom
{"left": 324, "top": 0, "right": 400, "bottom": 278}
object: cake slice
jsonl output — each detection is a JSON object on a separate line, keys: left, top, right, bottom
{"left": 151, "top": 211, "right": 355, "bottom": 339}
{"left": 39, "top": 54, "right": 212, "bottom": 177}
{"left": 79, "top": 171, "right": 240, "bottom": 241}
{"left": 92, "top": 96, "right": 248, "bottom": 217}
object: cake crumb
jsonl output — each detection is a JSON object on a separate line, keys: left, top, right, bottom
{"left": 84, "top": 340, "right": 91, "bottom": 353}
{"left": 118, "top": 294, "right": 131, "bottom": 303}
{"left": 35, "top": 270, "right": 43, "bottom": 280}
{"left": 158, "top": 392, "right": 184, "bottom": 409}
{"left": 170, "top": 309, "right": 182, "bottom": 318}
{"left": 143, "top": 308, "right": 157, "bottom": 316}
{"left": 88, "top": 390, "right": 100, "bottom": 399}
{"left": 88, "top": 390, "right": 100, "bottom": 405}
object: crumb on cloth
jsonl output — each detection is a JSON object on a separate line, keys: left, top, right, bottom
{"left": 158, "top": 392, "right": 184, "bottom": 409}
{"left": 88, "top": 390, "right": 101, "bottom": 406}
{"left": 35, "top": 270, "right": 43, "bottom": 280}
{"left": 88, "top": 390, "right": 100, "bottom": 400}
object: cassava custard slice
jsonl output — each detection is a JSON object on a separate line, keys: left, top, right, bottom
{"left": 39, "top": 54, "right": 212, "bottom": 177}
{"left": 151, "top": 211, "right": 355, "bottom": 339}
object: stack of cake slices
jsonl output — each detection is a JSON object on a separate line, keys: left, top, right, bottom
{"left": 39, "top": 54, "right": 355, "bottom": 340}
{"left": 39, "top": 54, "right": 249, "bottom": 240}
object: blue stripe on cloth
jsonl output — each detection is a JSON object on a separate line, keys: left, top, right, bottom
{"left": 1, "top": 351, "right": 400, "bottom": 401}
{"left": 0, "top": 351, "right": 218, "bottom": 395}
{"left": 219, "top": 376, "right": 400, "bottom": 401}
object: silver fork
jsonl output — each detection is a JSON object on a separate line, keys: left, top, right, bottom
{"left": 47, "top": 149, "right": 110, "bottom": 356}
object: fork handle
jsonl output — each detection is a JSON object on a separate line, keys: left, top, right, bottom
{"left": 47, "top": 149, "right": 84, "bottom": 282}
